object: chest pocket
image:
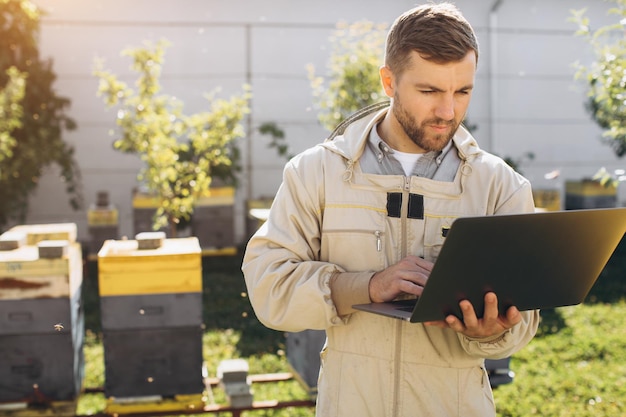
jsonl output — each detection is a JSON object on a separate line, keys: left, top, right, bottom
{"left": 320, "top": 204, "right": 387, "bottom": 272}
{"left": 423, "top": 214, "right": 457, "bottom": 261}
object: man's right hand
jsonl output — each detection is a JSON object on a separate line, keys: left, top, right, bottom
{"left": 368, "top": 255, "right": 433, "bottom": 303}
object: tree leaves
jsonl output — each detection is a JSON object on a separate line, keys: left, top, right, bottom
{"left": 0, "top": 0, "right": 81, "bottom": 227}
{"left": 571, "top": 0, "right": 626, "bottom": 157}
{"left": 94, "top": 39, "right": 251, "bottom": 232}
{"left": 307, "top": 20, "right": 388, "bottom": 132}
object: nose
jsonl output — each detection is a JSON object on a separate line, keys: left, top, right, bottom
{"left": 434, "top": 94, "right": 455, "bottom": 121}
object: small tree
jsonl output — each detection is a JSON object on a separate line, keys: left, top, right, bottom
{"left": 94, "top": 40, "right": 251, "bottom": 233}
{"left": 307, "top": 20, "right": 388, "bottom": 132}
{"left": 0, "top": 0, "right": 81, "bottom": 228}
{"left": 571, "top": 0, "right": 626, "bottom": 157}
{"left": 0, "top": 66, "right": 25, "bottom": 166}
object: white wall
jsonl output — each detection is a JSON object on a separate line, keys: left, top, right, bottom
{"left": 26, "top": 0, "right": 622, "bottom": 244}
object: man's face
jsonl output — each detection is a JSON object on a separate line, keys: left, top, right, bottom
{"left": 382, "top": 51, "right": 476, "bottom": 152}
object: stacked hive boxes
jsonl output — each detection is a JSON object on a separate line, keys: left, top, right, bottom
{"left": 286, "top": 330, "right": 326, "bottom": 399}
{"left": 0, "top": 223, "right": 84, "bottom": 407}
{"left": 565, "top": 180, "right": 617, "bottom": 209}
{"left": 191, "top": 187, "right": 235, "bottom": 249}
{"left": 97, "top": 234, "right": 205, "bottom": 401}
{"left": 132, "top": 187, "right": 236, "bottom": 250}
{"left": 131, "top": 192, "right": 170, "bottom": 237}
{"left": 87, "top": 191, "right": 119, "bottom": 255}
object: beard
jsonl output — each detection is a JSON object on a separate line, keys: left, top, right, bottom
{"left": 392, "top": 92, "right": 461, "bottom": 152}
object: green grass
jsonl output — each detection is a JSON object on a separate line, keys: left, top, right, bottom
{"left": 76, "top": 238, "right": 626, "bottom": 416}
{"left": 495, "top": 302, "right": 626, "bottom": 416}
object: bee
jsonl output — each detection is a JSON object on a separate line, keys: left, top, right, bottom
{"left": 54, "top": 323, "right": 64, "bottom": 331}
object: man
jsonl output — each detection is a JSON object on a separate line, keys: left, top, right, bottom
{"left": 242, "top": 3, "right": 540, "bottom": 416}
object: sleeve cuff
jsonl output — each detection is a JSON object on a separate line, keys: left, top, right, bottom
{"left": 329, "top": 271, "right": 374, "bottom": 316}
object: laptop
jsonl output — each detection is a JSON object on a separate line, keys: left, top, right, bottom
{"left": 353, "top": 208, "right": 626, "bottom": 323}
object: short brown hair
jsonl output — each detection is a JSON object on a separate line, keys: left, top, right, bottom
{"left": 385, "top": 2, "right": 479, "bottom": 75}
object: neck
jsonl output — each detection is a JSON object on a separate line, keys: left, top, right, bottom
{"left": 377, "top": 110, "right": 426, "bottom": 154}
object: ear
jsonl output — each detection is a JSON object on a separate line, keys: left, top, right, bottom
{"left": 380, "top": 65, "right": 395, "bottom": 98}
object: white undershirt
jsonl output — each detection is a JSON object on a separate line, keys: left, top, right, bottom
{"left": 392, "top": 150, "right": 423, "bottom": 176}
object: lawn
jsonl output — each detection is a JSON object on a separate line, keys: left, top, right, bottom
{"left": 76, "top": 237, "right": 626, "bottom": 416}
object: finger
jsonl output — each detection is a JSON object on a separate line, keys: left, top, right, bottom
{"left": 414, "top": 256, "right": 434, "bottom": 272}
{"left": 482, "top": 292, "right": 499, "bottom": 320}
{"left": 505, "top": 305, "right": 522, "bottom": 326}
{"left": 445, "top": 314, "right": 465, "bottom": 332}
{"left": 398, "top": 270, "right": 428, "bottom": 288}
{"left": 459, "top": 299, "right": 478, "bottom": 328}
{"left": 398, "top": 278, "right": 426, "bottom": 297}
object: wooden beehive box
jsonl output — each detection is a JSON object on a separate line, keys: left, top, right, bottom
{"left": 565, "top": 180, "right": 617, "bottom": 209}
{"left": 7, "top": 223, "right": 77, "bottom": 246}
{"left": 192, "top": 187, "right": 236, "bottom": 249}
{"left": 102, "top": 326, "right": 204, "bottom": 398}
{"left": 0, "top": 242, "right": 83, "bottom": 301}
{"left": 97, "top": 237, "right": 202, "bottom": 296}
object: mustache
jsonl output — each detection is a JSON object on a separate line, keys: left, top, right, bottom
{"left": 423, "top": 118, "right": 455, "bottom": 127}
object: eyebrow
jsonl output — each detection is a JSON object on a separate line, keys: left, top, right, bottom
{"left": 415, "top": 83, "right": 474, "bottom": 92}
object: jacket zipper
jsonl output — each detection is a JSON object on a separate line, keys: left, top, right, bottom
{"left": 324, "top": 229, "right": 383, "bottom": 252}
{"left": 392, "top": 176, "right": 411, "bottom": 416}
{"left": 401, "top": 176, "right": 410, "bottom": 258}
{"left": 374, "top": 230, "right": 382, "bottom": 252}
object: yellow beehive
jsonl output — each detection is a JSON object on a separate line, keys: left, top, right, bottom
{"left": 97, "top": 237, "right": 202, "bottom": 296}
{"left": 565, "top": 180, "right": 617, "bottom": 197}
{"left": 87, "top": 206, "right": 119, "bottom": 226}
{"left": 0, "top": 242, "right": 83, "bottom": 300}
{"left": 532, "top": 189, "right": 561, "bottom": 212}
{"left": 565, "top": 180, "right": 617, "bottom": 210}
{"left": 8, "top": 223, "right": 77, "bottom": 246}
{"left": 194, "top": 186, "right": 235, "bottom": 207}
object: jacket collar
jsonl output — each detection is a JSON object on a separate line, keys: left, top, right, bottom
{"left": 322, "top": 102, "right": 482, "bottom": 164}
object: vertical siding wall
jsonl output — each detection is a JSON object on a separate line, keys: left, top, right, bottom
{"left": 26, "top": 0, "right": 620, "bottom": 243}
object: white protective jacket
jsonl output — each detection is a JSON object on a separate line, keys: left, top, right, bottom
{"left": 242, "top": 106, "right": 540, "bottom": 417}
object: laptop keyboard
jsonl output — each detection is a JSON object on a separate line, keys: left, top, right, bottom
{"left": 393, "top": 299, "right": 418, "bottom": 312}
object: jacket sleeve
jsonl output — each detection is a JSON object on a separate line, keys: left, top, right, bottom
{"left": 457, "top": 177, "right": 541, "bottom": 359}
{"left": 242, "top": 153, "right": 368, "bottom": 332}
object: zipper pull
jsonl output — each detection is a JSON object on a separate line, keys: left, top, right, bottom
{"left": 375, "top": 230, "right": 382, "bottom": 252}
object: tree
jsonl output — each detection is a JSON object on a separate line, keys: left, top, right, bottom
{"left": 571, "top": 0, "right": 626, "bottom": 157}
{"left": 0, "top": 0, "right": 81, "bottom": 228}
{"left": 94, "top": 39, "right": 251, "bottom": 233}
{"left": 0, "top": 66, "right": 25, "bottom": 166}
{"left": 307, "top": 20, "right": 389, "bottom": 132}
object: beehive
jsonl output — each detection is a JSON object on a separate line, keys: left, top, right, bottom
{"left": 87, "top": 192, "right": 119, "bottom": 255}
{"left": 97, "top": 237, "right": 202, "bottom": 296}
{"left": 98, "top": 236, "right": 204, "bottom": 400}
{"left": 565, "top": 180, "right": 617, "bottom": 209}
{"left": 0, "top": 225, "right": 84, "bottom": 405}
{"left": 191, "top": 187, "right": 235, "bottom": 249}
{"left": 7, "top": 223, "right": 77, "bottom": 246}
{"left": 0, "top": 242, "right": 82, "bottom": 301}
